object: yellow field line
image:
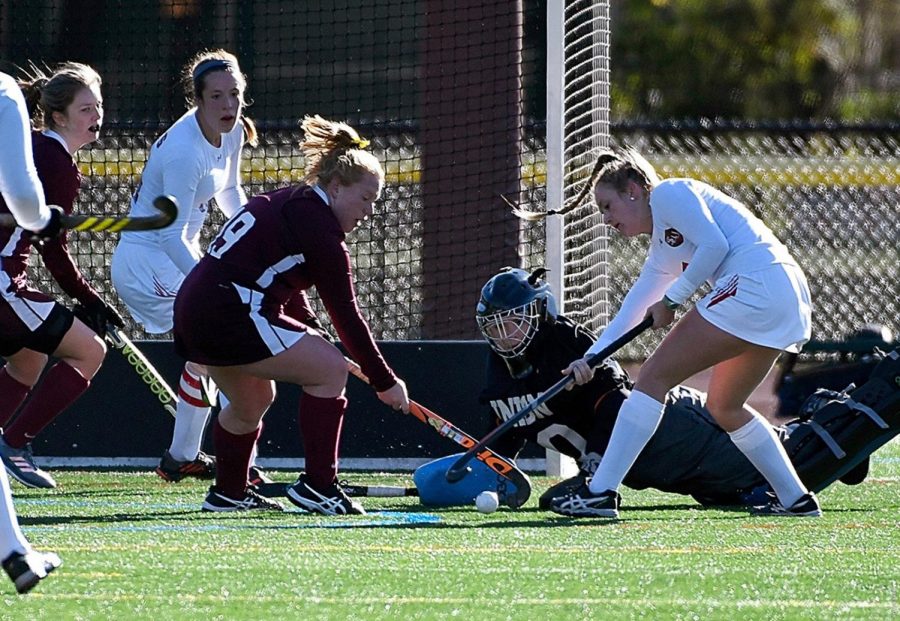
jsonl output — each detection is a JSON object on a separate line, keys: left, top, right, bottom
{"left": 79, "top": 155, "right": 900, "bottom": 188}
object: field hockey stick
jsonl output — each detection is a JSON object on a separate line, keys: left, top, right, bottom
{"left": 0, "top": 195, "right": 178, "bottom": 233}
{"left": 105, "top": 326, "right": 177, "bottom": 417}
{"left": 255, "top": 480, "right": 418, "bottom": 499}
{"left": 345, "top": 358, "right": 532, "bottom": 508}
{"left": 446, "top": 316, "right": 653, "bottom": 483}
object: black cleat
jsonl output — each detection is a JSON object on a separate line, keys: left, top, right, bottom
{"left": 549, "top": 482, "right": 620, "bottom": 518}
{"left": 539, "top": 474, "right": 587, "bottom": 510}
{"left": 156, "top": 450, "right": 216, "bottom": 482}
{"left": 286, "top": 473, "right": 366, "bottom": 515}
{"left": 201, "top": 486, "right": 285, "bottom": 512}
{"left": 751, "top": 491, "right": 822, "bottom": 517}
{"left": 2, "top": 550, "right": 62, "bottom": 594}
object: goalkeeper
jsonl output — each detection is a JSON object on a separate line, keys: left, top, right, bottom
{"left": 474, "top": 267, "right": 899, "bottom": 509}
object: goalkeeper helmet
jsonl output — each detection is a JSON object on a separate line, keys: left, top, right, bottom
{"left": 476, "top": 267, "right": 557, "bottom": 370}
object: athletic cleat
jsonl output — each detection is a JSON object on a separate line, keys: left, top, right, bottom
{"left": 286, "top": 473, "right": 366, "bottom": 515}
{"left": 201, "top": 486, "right": 285, "bottom": 512}
{"left": 2, "top": 550, "right": 62, "bottom": 594}
{"left": 0, "top": 438, "right": 56, "bottom": 489}
{"left": 751, "top": 491, "right": 822, "bottom": 517}
{"left": 549, "top": 482, "right": 620, "bottom": 518}
{"left": 539, "top": 473, "right": 587, "bottom": 510}
{"left": 155, "top": 450, "right": 216, "bottom": 482}
{"left": 248, "top": 465, "right": 272, "bottom": 486}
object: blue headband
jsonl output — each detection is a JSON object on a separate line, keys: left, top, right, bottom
{"left": 192, "top": 59, "right": 235, "bottom": 83}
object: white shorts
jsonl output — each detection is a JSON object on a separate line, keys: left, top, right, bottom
{"left": 696, "top": 263, "right": 811, "bottom": 353}
{"left": 110, "top": 240, "right": 184, "bottom": 334}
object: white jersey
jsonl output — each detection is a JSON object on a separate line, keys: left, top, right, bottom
{"left": 0, "top": 72, "right": 51, "bottom": 232}
{"left": 587, "top": 178, "right": 801, "bottom": 355}
{"left": 111, "top": 109, "right": 245, "bottom": 333}
{"left": 118, "top": 108, "right": 245, "bottom": 275}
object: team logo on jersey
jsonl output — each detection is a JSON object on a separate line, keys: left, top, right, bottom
{"left": 664, "top": 228, "right": 684, "bottom": 247}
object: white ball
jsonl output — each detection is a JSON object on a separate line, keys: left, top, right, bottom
{"left": 475, "top": 490, "right": 500, "bottom": 514}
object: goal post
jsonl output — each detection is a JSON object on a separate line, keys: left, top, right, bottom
{"left": 545, "top": 0, "right": 612, "bottom": 477}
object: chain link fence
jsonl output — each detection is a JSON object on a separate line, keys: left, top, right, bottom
{"left": 600, "top": 122, "right": 899, "bottom": 358}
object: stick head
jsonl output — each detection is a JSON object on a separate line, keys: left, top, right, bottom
{"left": 444, "top": 463, "right": 471, "bottom": 483}
{"left": 152, "top": 195, "right": 179, "bottom": 224}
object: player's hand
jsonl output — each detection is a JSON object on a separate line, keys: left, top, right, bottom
{"left": 74, "top": 298, "right": 126, "bottom": 338}
{"left": 563, "top": 356, "right": 595, "bottom": 388}
{"left": 378, "top": 379, "right": 410, "bottom": 414}
{"left": 28, "top": 205, "right": 64, "bottom": 241}
{"left": 646, "top": 300, "right": 676, "bottom": 329}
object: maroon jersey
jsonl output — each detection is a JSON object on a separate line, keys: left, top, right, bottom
{"left": 174, "top": 185, "right": 397, "bottom": 391}
{"left": 0, "top": 132, "right": 103, "bottom": 306}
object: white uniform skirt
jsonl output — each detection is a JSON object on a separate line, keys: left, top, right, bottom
{"left": 110, "top": 240, "right": 185, "bottom": 334}
{"left": 696, "top": 262, "right": 811, "bottom": 353}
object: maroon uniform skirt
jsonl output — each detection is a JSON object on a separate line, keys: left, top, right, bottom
{"left": 173, "top": 263, "right": 307, "bottom": 366}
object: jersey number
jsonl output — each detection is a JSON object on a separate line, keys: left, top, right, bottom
{"left": 208, "top": 211, "right": 255, "bottom": 259}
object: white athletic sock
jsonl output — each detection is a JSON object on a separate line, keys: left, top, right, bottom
{"left": 168, "top": 367, "right": 212, "bottom": 462}
{"left": 0, "top": 466, "right": 31, "bottom": 559}
{"left": 588, "top": 390, "right": 666, "bottom": 494}
{"left": 728, "top": 415, "right": 807, "bottom": 507}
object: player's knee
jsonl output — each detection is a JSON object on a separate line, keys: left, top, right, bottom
{"left": 227, "top": 387, "right": 275, "bottom": 421}
{"left": 319, "top": 345, "right": 349, "bottom": 387}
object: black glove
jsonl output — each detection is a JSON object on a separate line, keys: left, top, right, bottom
{"left": 29, "top": 205, "right": 64, "bottom": 241}
{"left": 73, "top": 298, "right": 126, "bottom": 338}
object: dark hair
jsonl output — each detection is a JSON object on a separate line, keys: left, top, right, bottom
{"left": 17, "top": 62, "right": 101, "bottom": 131}
{"left": 511, "top": 146, "right": 661, "bottom": 221}
{"left": 300, "top": 114, "right": 383, "bottom": 187}
{"left": 180, "top": 49, "right": 257, "bottom": 146}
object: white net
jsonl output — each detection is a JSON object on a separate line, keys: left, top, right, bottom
{"left": 545, "top": 0, "right": 612, "bottom": 333}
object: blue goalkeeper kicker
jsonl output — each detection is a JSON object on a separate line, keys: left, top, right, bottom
{"left": 414, "top": 454, "right": 529, "bottom": 508}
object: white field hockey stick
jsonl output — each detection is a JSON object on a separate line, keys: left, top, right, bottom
{"left": 0, "top": 195, "right": 178, "bottom": 233}
{"left": 255, "top": 480, "right": 418, "bottom": 499}
{"left": 105, "top": 327, "right": 177, "bottom": 417}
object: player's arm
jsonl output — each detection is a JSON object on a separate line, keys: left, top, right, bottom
{"left": 584, "top": 260, "right": 672, "bottom": 357}
{"left": 157, "top": 152, "right": 204, "bottom": 274}
{"left": 0, "top": 79, "right": 51, "bottom": 231}
{"left": 652, "top": 181, "right": 729, "bottom": 306}
{"left": 212, "top": 127, "right": 247, "bottom": 218}
{"left": 34, "top": 151, "right": 123, "bottom": 333}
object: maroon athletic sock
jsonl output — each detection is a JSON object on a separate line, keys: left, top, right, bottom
{"left": 213, "top": 417, "right": 260, "bottom": 498}
{"left": 3, "top": 362, "right": 89, "bottom": 448}
{"left": 0, "top": 367, "right": 32, "bottom": 428}
{"left": 298, "top": 392, "right": 347, "bottom": 490}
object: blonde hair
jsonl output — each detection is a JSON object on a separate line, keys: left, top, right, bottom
{"left": 300, "top": 114, "right": 383, "bottom": 187}
{"left": 511, "top": 146, "right": 662, "bottom": 221}
{"left": 18, "top": 62, "right": 101, "bottom": 131}
{"left": 181, "top": 49, "right": 257, "bottom": 147}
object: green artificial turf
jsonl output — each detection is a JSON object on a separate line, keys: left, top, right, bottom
{"left": 4, "top": 440, "right": 898, "bottom": 620}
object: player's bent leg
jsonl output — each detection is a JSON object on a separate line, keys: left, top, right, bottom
{"left": 708, "top": 348, "right": 818, "bottom": 515}
{"left": 201, "top": 369, "right": 276, "bottom": 510}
